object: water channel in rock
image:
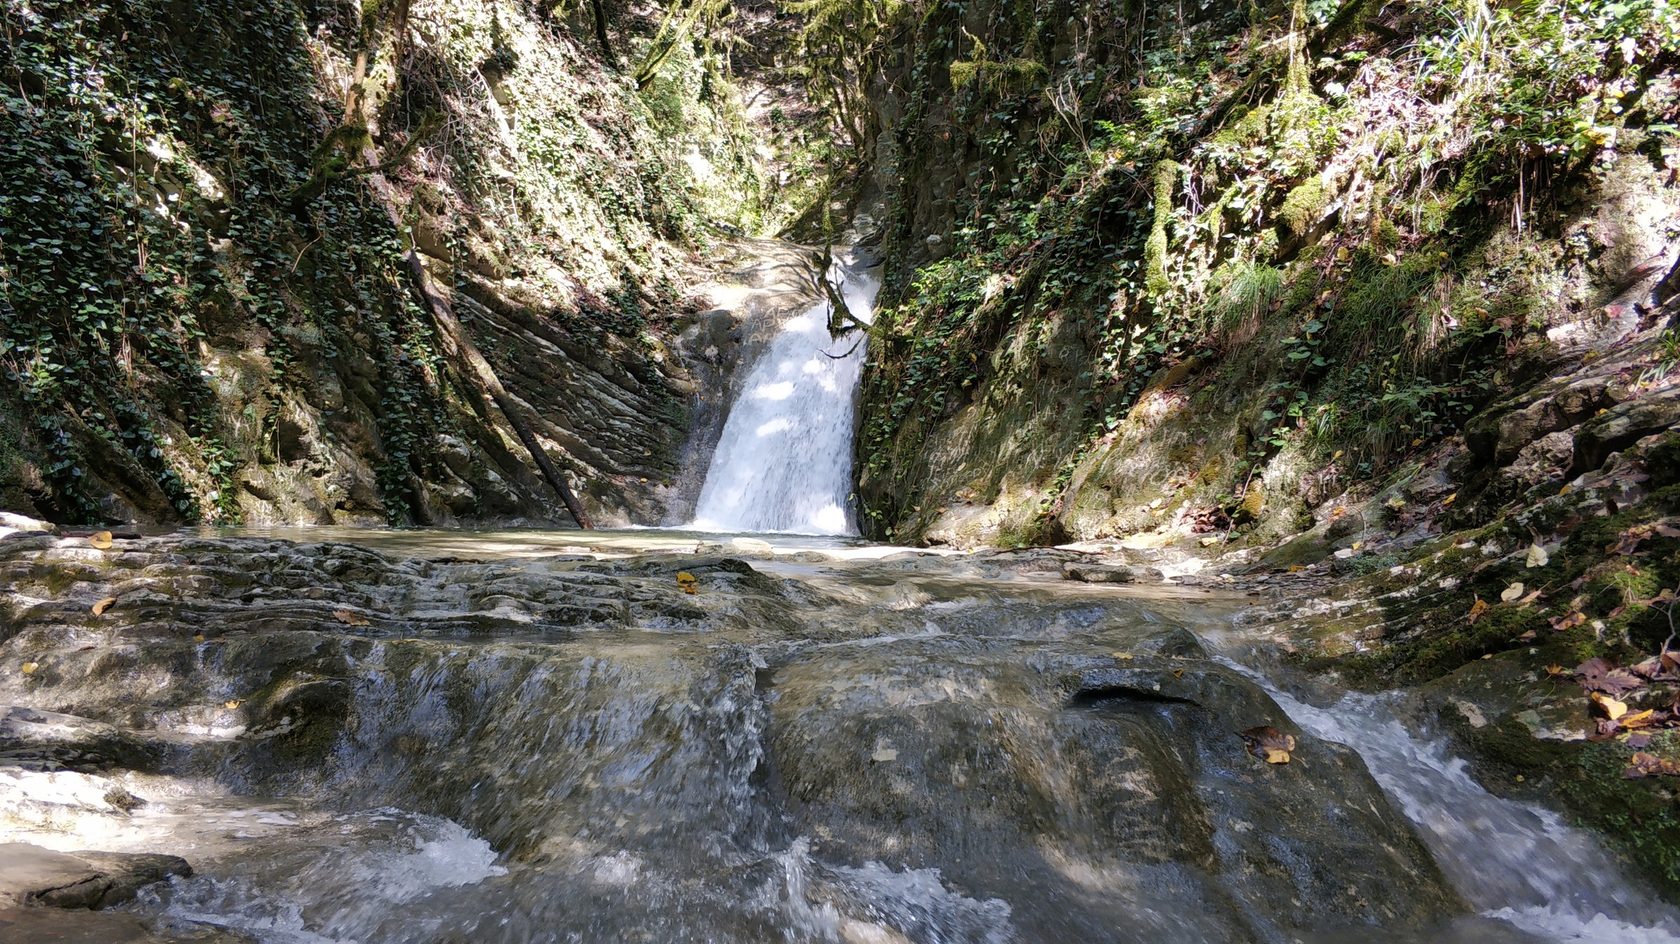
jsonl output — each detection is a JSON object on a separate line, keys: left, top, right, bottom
{"left": 3, "top": 527, "right": 1678, "bottom": 942}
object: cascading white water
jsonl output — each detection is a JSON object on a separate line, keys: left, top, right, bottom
{"left": 1224, "top": 660, "right": 1680, "bottom": 943}
{"left": 690, "top": 256, "right": 879, "bottom": 535}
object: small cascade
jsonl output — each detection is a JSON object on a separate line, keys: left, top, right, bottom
{"left": 12, "top": 533, "right": 1680, "bottom": 943}
{"left": 690, "top": 254, "right": 879, "bottom": 535}
{"left": 1226, "top": 661, "right": 1680, "bottom": 943}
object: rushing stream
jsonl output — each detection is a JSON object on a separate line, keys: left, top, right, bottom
{"left": 1218, "top": 659, "right": 1680, "bottom": 944}
{"left": 2, "top": 528, "right": 1678, "bottom": 943}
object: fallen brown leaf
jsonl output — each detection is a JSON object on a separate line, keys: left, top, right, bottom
{"left": 1611, "top": 525, "right": 1653, "bottom": 556}
{"left": 1624, "top": 752, "right": 1680, "bottom": 779}
{"left": 1551, "top": 611, "right": 1587, "bottom": 632}
{"left": 88, "top": 531, "right": 113, "bottom": 550}
{"left": 332, "top": 609, "right": 370, "bottom": 626}
{"left": 1240, "top": 726, "right": 1297, "bottom": 765}
{"left": 91, "top": 597, "right": 116, "bottom": 617}
{"left": 1576, "top": 658, "right": 1645, "bottom": 696}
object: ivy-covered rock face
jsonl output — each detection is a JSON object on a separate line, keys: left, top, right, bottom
{"left": 0, "top": 0, "right": 783, "bottom": 529}
{"left": 850, "top": 0, "right": 1680, "bottom": 549}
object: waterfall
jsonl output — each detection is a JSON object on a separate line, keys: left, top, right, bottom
{"left": 690, "top": 255, "right": 879, "bottom": 535}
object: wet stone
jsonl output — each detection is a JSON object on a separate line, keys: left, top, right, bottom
{"left": 0, "top": 843, "right": 189, "bottom": 909}
{"left": 0, "top": 906, "right": 249, "bottom": 943}
{"left": 0, "top": 533, "right": 1518, "bottom": 942}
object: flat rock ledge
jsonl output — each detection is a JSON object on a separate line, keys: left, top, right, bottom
{"left": 0, "top": 842, "right": 188, "bottom": 910}
{"left": 0, "top": 905, "right": 249, "bottom": 943}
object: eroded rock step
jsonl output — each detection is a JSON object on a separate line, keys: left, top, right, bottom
{"left": 0, "top": 533, "right": 1475, "bottom": 943}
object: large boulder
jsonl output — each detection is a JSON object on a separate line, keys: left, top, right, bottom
{"left": 767, "top": 627, "right": 1458, "bottom": 942}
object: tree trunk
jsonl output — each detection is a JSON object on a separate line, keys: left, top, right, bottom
{"left": 591, "top": 0, "right": 619, "bottom": 67}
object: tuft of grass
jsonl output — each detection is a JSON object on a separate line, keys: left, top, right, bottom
{"left": 1211, "top": 260, "right": 1285, "bottom": 334}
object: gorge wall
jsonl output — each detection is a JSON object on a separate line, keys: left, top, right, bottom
{"left": 0, "top": 0, "right": 801, "bottom": 528}
{"left": 853, "top": 0, "right": 1680, "bottom": 551}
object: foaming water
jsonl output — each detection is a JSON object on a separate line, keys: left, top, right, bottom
{"left": 1227, "top": 663, "right": 1680, "bottom": 943}
{"left": 763, "top": 837, "right": 1016, "bottom": 944}
{"left": 690, "top": 254, "right": 879, "bottom": 535}
{"left": 138, "top": 809, "right": 505, "bottom": 944}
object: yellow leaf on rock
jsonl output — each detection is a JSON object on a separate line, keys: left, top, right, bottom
{"left": 20, "top": 661, "right": 39, "bottom": 675}
{"left": 88, "top": 531, "right": 113, "bottom": 550}
{"left": 91, "top": 597, "right": 116, "bottom": 616}
{"left": 224, "top": 699, "right": 243, "bottom": 710}
{"left": 1264, "top": 748, "right": 1291, "bottom": 764}
{"left": 332, "top": 609, "right": 370, "bottom": 626}
{"left": 1592, "top": 691, "right": 1629, "bottom": 721}
{"left": 1620, "top": 708, "right": 1656, "bottom": 728}
{"left": 1467, "top": 598, "right": 1490, "bottom": 623}
{"left": 1443, "top": 492, "right": 1458, "bottom": 507}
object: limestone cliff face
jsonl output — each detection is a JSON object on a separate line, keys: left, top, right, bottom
{"left": 0, "top": 0, "right": 771, "bottom": 528}
{"left": 854, "top": 0, "right": 1680, "bottom": 550}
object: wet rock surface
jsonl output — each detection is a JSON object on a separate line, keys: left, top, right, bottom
{"left": 0, "top": 531, "right": 1484, "bottom": 942}
{"left": 0, "top": 842, "right": 189, "bottom": 909}
{"left": 0, "top": 905, "right": 251, "bottom": 943}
